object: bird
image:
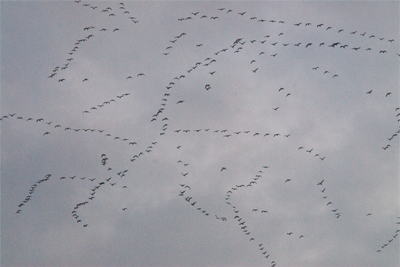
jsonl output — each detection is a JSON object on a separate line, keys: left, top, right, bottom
{"left": 221, "top": 167, "right": 226, "bottom": 171}
{"left": 366, "top": 90, "right": 373, "bottom": 94}
{"left": 317, "top": 180, "right": 324, "bottom": 185}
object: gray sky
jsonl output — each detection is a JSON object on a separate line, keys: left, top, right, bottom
{"left": 1, "top": 1, "right": 399, "bottom": 266}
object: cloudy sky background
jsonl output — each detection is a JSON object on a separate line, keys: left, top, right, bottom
{"left": 1, "top": 1, "right": 399, "bottom": 266}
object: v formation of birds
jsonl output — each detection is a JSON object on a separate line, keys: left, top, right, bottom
{"left": 3, "top": 2, "right": 399, "bottom": 266}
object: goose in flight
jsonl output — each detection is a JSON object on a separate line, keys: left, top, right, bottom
{"left": 317, "top": 180, "right": 324, "bottom": 185}
{"left": 221, "top": 167, "right": 226, "bottom": 171}
{"left": 366, "top": 90, "right": 372, "bottom": 94}
{"left": 137, "top": 73, "right": 145, "bottom": 76}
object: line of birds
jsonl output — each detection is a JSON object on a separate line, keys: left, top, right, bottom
{"left": 222, "top": 165, "right": 285, "bottom": 266}
{"left": 179, "top": 7, "right": 396, "bottom": 47}
{"left": 82, "top": 93, "right": 130, "bottom": 113}
{"left": 376, "top": 218, "right": 400, "bottom": 252}
{"left": 50, "top": 1, "right": 139, "bottom": 81}
{"left": 172, "top": 128, "right": 291, "bottom": 138}
{"left": 162, "top": 32, "right": 187, "bottom": 55}
{"left": 0, "top": 113, "right": 141, "bottom": 146}
{"left": 316, "top": 179, "right": 342, "bottom": 219}
{"left": 69, "top": 154, "right": 130, "bottom": 227}
{"left": 78, "top": 1, "right": 138, "bottom": 23}
{"left": 15, "top": 174, "right": 52, "bottom": 214}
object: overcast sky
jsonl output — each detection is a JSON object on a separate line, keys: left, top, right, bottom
{"left": 1, "top": 1, "right": 399, "bottom": 267}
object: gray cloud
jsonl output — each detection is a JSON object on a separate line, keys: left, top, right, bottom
{"left": 1, "top": 1, "right": 399, "bottom": 266}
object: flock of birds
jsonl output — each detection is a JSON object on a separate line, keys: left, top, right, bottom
{"left": 4, "top": 1, "right": 399, "bottom": 266}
